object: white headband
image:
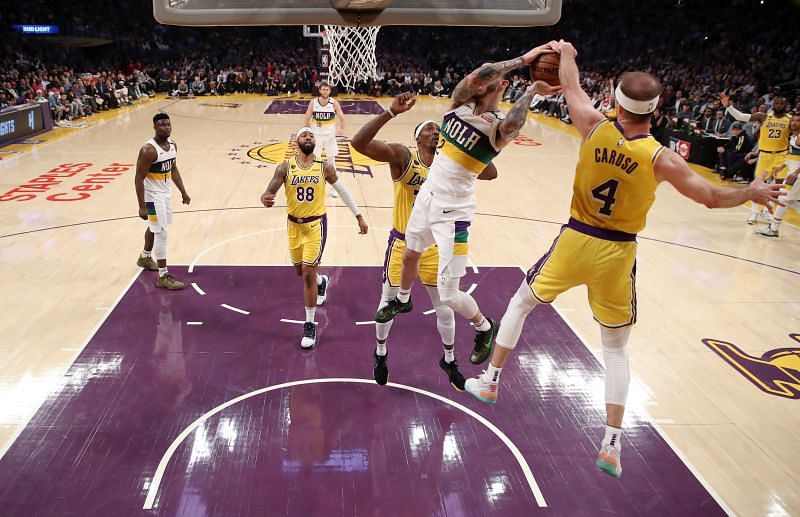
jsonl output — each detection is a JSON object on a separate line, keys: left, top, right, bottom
{"left": 296, "top": 127, "right": 313, "bottom": 139}
{"left": 415, "top": 120, "right": 438, "bottom": 140}
{"left": 615, "top": 84, "right": 659, "bottom": 115}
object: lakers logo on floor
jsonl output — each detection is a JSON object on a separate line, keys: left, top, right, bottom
{"left": 703, "top": 335, "right": 800, "bottom": 399}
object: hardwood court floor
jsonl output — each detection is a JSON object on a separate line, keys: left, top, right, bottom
{"left": 0, "top": 94, "right": 798, "bottom": 515}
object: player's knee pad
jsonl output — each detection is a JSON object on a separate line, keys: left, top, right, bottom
{"left": 437, "top": 276, "right": 478, "bottom": 318}
{"left": 434, "top": 306, "right": 455, "bottom": 345}
{"left": 496, "top": 280, "right": 539, "bottom": 350}
{"left": 152, "top": 227, "right": 168, "bottom": 261}
{"left": 601, "top": 326, "right": 631, "bottom": 406}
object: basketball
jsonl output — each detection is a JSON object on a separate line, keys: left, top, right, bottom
{"left": 530, "top": 53, "right": 560, "bottom": 86}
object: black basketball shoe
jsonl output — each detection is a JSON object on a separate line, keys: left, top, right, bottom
{"left": 470, "top": 318, "right": 498, "bottom": 365}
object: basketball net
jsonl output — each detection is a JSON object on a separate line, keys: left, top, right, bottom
{"left": 322, "top": 25, "right": 380, "bottom": 91}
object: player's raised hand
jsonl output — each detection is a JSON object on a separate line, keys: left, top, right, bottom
{"left": 522, "top": 43, "right": 557, "bottom": 64}
{"left": 261, "top": 191, "right": 276, "bottom": 207}
{"left": 390, "top": 92, "right": 416, "bottom": 115}
{"left": 718, "top": 92, "right": 731, "bottom": 108}
{"left": 552, "top": 40, "right": 577, "bottom": 57}
{"left": 749, "top": 172, "right": 785, "bottom": 210}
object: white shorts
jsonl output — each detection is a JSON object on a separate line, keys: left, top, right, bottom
{"left": 144, "top": 192, "right": 172, "bottom": 233}
{"left": 405, "top": 183, "right": 475, "bottom": 279}
{"left": 313, "top": 131, "right": 338, "bottom": 162}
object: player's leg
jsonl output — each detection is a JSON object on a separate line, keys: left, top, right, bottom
{"left": 136, "top": 227, "right": 158, "bottom": 270}
{"left": 324, "top": 134, "right": 339, "bottom": 198}
{"left": 375, "top": 194, "right": 435, "bottom": 322}
{"left": 749, "top": 154, "right": 779, "bottom": 224}
{"left": 758, "top": 162, "right": 797, "bottom": 237}
{"left": 300, "top": 263, "right": 319, "bottom": 349}
{"left": 373, "top": 234, "right": 404, "bottom": 385}
{"left": 149, "top": 196, "right": 184, "bottom": 289}
{"left": 465, "top": 228, "right": 585, "bottom": 403}
{"left": 586, "top": 240, "right": 637, "bottom": 478}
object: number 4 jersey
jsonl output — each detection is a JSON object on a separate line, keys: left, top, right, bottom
{"left": 571, "top": 120, "right": 665, "bottom": 234}
{"left": 285, "top": 155, "right": 326, "bottom": 220}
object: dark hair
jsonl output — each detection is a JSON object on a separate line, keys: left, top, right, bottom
{"left": 153, "top": 112, "right": 170, "bottom": 123}
{"left": 319, "top": 81, "right": 331, "bottom": 88}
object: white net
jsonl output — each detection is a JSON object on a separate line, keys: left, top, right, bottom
{"left": 322, "top": 25, "right": 380, "bottom": 91}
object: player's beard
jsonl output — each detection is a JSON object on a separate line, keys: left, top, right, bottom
{"left": 299, "top": 141, "right": 315, "bottom": 155}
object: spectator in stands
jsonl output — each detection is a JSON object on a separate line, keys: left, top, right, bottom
{"left": 172, "top": 79, "right": 190, "bottom": 98}
{"left": 650, "top": 107, "right": 670, "bottom": 145}
{"left": 115, "top": 81, "right": 130, "bottom": 104}
{"left": 191, "top": 76, "right": 206, "bottom": 96}
{"left": 697, "top": 107, "right": 715, "bottom": 132}
{"left": 718, "top": 122, "right": 753, "bottom": 179}
{"left": 0, "top": 92, "right": 9, "bottom": 110}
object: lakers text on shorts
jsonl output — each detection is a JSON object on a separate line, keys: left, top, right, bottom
{"left": 382, "top": 229, "right": 439, "bottom": 287}
{"left": 527, "top": 218, "right": 638, "bottom": 328}
{"left": 756, "top": 150, "right": 789, "bottom": 179}
{"left": 288, "top": 214, "right": 327, "bottom": 267}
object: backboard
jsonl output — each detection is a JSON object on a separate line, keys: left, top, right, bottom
{"left": 153, "top": 0, "right": 561, "bottom": 27}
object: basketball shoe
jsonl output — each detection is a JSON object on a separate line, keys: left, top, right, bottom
{"left": 439, "top": 355, "right": 466, "bottom": 391}
{"left": 301, "top": 322, "right": 316, "bottom": 349}
{"left": 137, "top": 256, "right": 158, "bottom": 270}
{"left": 755, "top": 226, "right": 779, "bottom": 237}
{"left": 596, "top": 444, "right": 622, "bottom": 478}
{"left": 317, "top": 275, "right": 329, "bottom": 306}
{"left": 470, "top": 318, "right": 498, "bottom": 364}
{"left": 374, "top": 297, "right": 413, "bottom": 323}
{"left": 464, "top": 373, "right": 498, "bottom": 404}
{"left": 747, "top": 208, "right": 772, "bottom": 225}
{"left": 373, "top": 350, "right": 388, "bottom": 385}
{"left": 156, "top": 273, "right": 185, "bottom": 290}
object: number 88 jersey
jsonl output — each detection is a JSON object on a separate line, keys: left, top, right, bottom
{"left": 570, "top": 120, "right": 665, "bottom": 234}
{"left": 285, "top": 156, "right": 327, "bottom": 220}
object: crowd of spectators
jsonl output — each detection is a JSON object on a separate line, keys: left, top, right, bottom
{"left": 1, "top": 0, "right": 798, "bottom": 177}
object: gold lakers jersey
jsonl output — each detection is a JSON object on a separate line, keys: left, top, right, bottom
{"left": 758, "top": 112, "right": 791, "bottom": 152}
{"left": 427, "top": 102, "right": 503, "bottom": 196}
{"left": 285, "top": 156, "right": 326, "bottom": 219}
{"left": 144, "top": 138, "right": 176, "bottom": 195}
{"left": 571, "top": 120, "right": 664, "bottom": 234}
{"left": 312, "top": 97, "right": 336, "bottom": 131}
{"left": 392, "top": 149, "right": 429, "bottom": 234}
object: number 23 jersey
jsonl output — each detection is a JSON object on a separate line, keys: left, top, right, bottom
{"left": 571, "top": 120, "right": 665, "bottom": 234}
{"left": 285, "top": 156, "right": 326, "bottom": 219}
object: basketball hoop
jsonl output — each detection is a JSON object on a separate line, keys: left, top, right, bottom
{"left": 322, "top": 25, "right": 380, "bottom": 91}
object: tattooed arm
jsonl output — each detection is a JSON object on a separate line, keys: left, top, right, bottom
{"left": 496, "top": 81, "right": 561, "bottom": 148}
{"left": 260, "top": 160, "right": 288, "bottom": 207}
{"left": 449, "top": 42, "right": 556, "bottom": 110}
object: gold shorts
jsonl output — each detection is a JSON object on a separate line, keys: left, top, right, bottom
{"left": 383, "top": 229, "right": 439, "bottom": 287}
{"left": 287, "top": 214, "right": 327, "bottom": 267}
{"left": 756, "top": 150, "right": 789, "bottom": 179}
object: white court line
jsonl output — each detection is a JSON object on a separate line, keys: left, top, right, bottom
{"left": 186, "top": 322, "right": 203, "bottom": 326}
{"left": 540, "top": 268, "right": 735, "bottom": 516}
{"left": 142, "top": 377, "right": 546, "bottom": 510}
{"left": 95, "top": 307, "right": 110, "bottom": 311}
{"left": 280, "top": 319, "right": 317, "bottom": 325}
{"left": 355, "top": 321, "right": 376, "bottom": 326}
{"left": 0, "top": 269, "right": 142, "bottom": 462}
{"left": 191, "top": 283, "right": 206, "bottom": 296}
{"left": 221, "top": 304, "right": 250, "bottom": 315}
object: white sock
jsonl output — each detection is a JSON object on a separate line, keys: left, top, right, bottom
{"left": 483, "top": 363, "right": 502, "bottom": 384}
{"left": 376, "top": 343, "right": 387, "bottom": 356}
{"left": 602, "top": 425, "right": 623, "bottom": 450}
{"left": 397, "top": 288, "right": 411, "bottom": 303}
{"left": 141, "top": 250, "right": 151, "bottom": 258}
{"left": 750, "top": 203, "right": 760, "bottom": 215}
{"left": 158, "top": 267, "right": 168, "bottom": 277}
{"left": 474, "top": 317, "right": 491, "bottom": 332}
{"left": 443, "top": 346, "right": 455, "bottom": 363}
{"left": 305, "top": 307, "right": 316, "bottom": 322}
{"left": 316, "top": 274, "right": 324, "bottom": 286}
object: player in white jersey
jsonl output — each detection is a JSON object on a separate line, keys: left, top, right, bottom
{"left": 134, "top": 113, "right": 191, "bottom": 289}
{"left": 304, "top": 82, "right": 346, "bottom": 171}
{"left": 375, "top": 43, "right": 561, "bottom": 365}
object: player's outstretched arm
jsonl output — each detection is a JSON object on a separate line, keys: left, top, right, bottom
{"left": 720, "top": 92, "right": 765, "bottom": 123}
{"left": 324, "top": 163, "right": 368, "bottom": 234}
{"left": 450, "top": 43, "right": 556, "bottom": 110}
{"left": 553, "top": 41, "right": 604, "bottom": 139}
{"left": 135, "top": 144, "right": 157, "bottom": 219}
{"left": 655, "top": 148, "right": 783, "bottom": 209}
{"left": 351, "top": 93, "right": 414, "bottom": 179}
{"left": 303, "top": 100, "right": 313, "bottom": 128}
{"left": 496, "top": 81, "right": 561, "bottom": 148}
{"left": 260, "top": 160, "right": 288, "bottom": 207}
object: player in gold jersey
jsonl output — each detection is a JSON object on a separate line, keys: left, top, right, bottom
{"left": 465, "top": 40, "right": 782, "bottom": 479}
{"left": 261, "top": 127, "right": 368, "bottom": 349}
{"left": 756, "top": 114, "right": 800, "bottom": 238}
{"left": 352, "top": 92, "right": 497, "bottom": 389}
{"left": 720, "top": 91, "right": 791, "bottom": 224}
